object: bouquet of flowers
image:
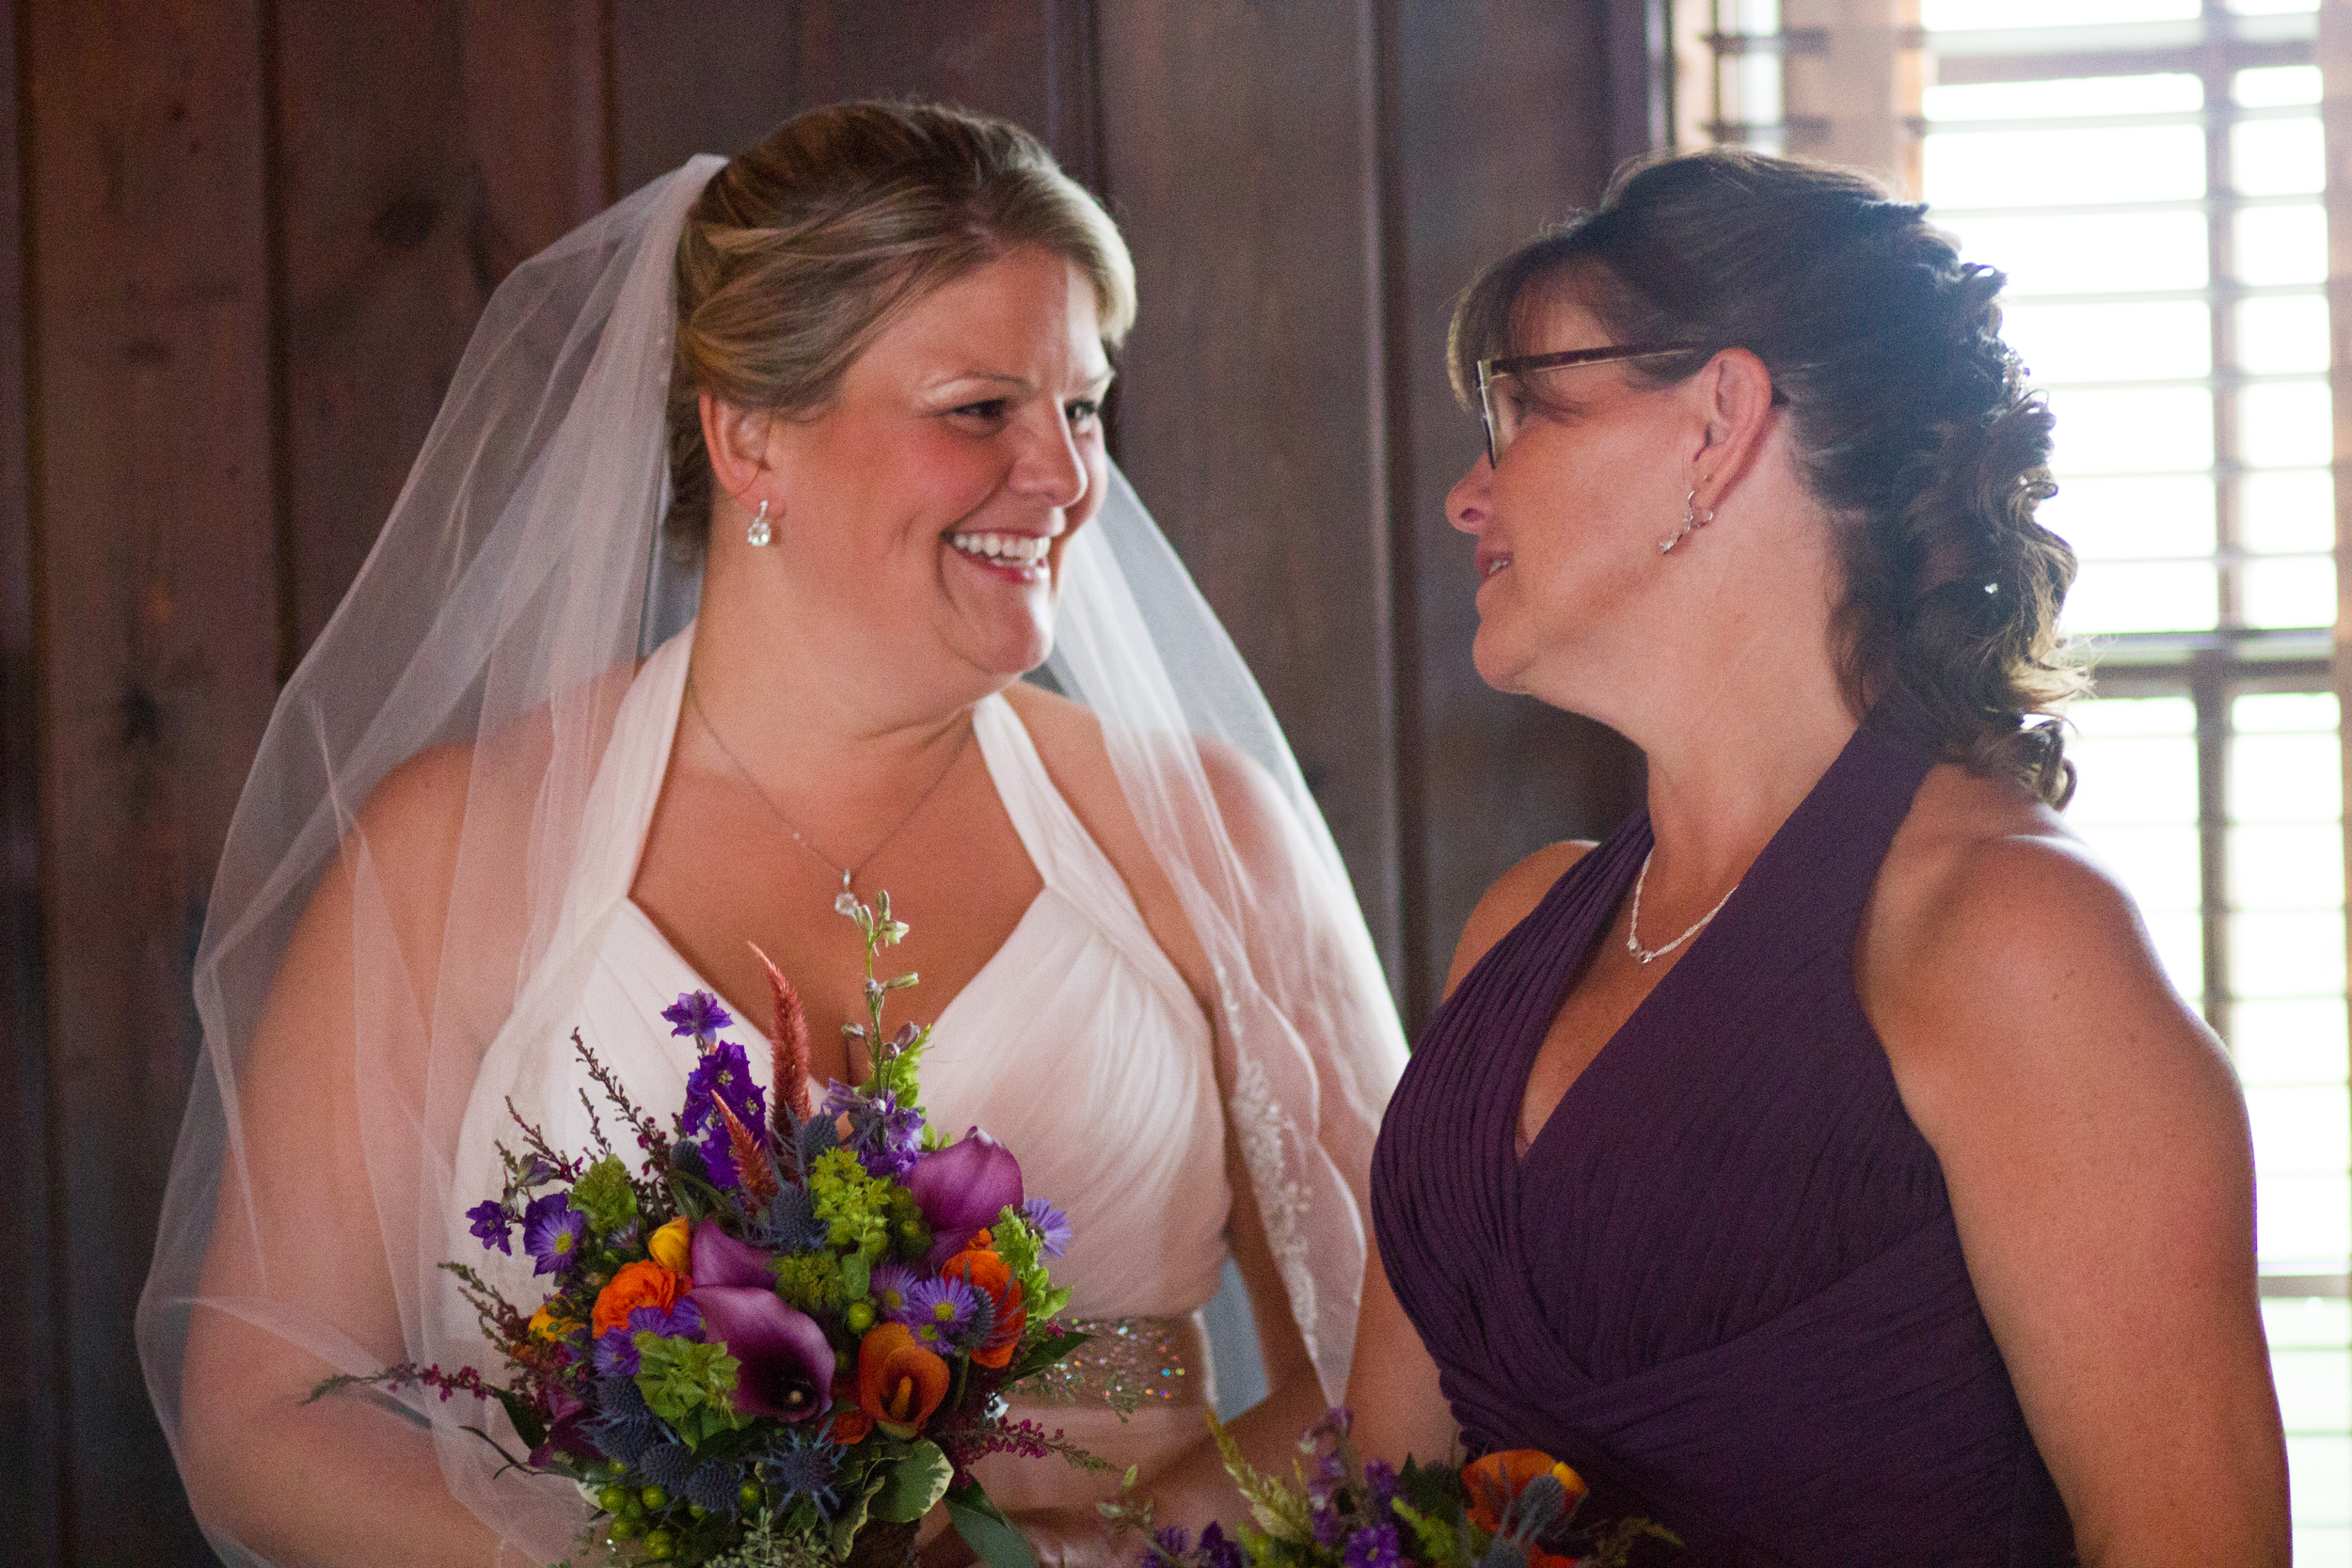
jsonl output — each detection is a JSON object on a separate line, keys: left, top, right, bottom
{"left": 1117, "top": 1412, "right": 1678, "bottom": 1568}
{"left": 315, "top": 895, "right": 1099, "bottom": 1568}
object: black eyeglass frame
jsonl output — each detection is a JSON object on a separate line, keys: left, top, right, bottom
{"left": 1473, "top": 342, "right": 1708, "bottom": 465}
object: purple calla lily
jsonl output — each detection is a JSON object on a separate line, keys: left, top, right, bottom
{"left": 528, "top": 1386, "right": 600, "bottom": 1467}
{"left": 690, "top": 1220, "right": 777, "bottom": 1289}
{"left": 688, "top": 1285, "right": 834, "bottom": 1421}
{"left": 906, "top": 1127, "right": 1024, "bottom": 1266}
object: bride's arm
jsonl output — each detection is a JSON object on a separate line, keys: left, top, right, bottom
{"left": 177, "top": 744, "right": 518, "bottom": 1567}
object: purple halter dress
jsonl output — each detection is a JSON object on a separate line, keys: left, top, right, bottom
{"left": 1370, "top": 716, "right": 2074, "bottom": 1567}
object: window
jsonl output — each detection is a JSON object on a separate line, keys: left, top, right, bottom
{"left": 1684, "top": 1, "right": 2344, "bottom": 1555}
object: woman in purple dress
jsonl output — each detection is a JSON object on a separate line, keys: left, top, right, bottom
{"left": 1344, "top": 150, "right": 2288, "bottom": 1566}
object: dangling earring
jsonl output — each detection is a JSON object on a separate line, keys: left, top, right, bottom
{"left": 746, "top": 499, "right": 772, "bottom": 547}
{"left": 1660, "top": 490, "right": 1715, "bottom": 555}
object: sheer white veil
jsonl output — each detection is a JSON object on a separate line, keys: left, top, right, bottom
{"left": 137, "top": 151, "right": 1406, "bottom": 1561}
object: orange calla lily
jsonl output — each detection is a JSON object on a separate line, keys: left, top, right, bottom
{"left": 1464, "top": 1449, "right": 1587, "bottom": 1537}
{"left": 941, "top": 1244, "right": 1025, "bottom": 1369}
{"left": 856, "top": 1322, "right": 949, "bottom": 1436}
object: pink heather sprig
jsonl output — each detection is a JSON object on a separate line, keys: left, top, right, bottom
{"left": 501, "top": 1095, "right": 585, "bottom": 1187}
{"left": 305, "top": 1359, "right": 513, "bottom": 1410}
{"left": 939, "top": 1417, "right": 1115, "bottom": 1475}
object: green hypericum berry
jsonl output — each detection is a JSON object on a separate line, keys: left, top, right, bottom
{"left": 739, "top": 1481, "right": 765, "bottom": 1508}
{"left": 644, "top": 1528, "right": 675, "bottom": 1560}
{"left": 846, "top": 1299, "right": 877, "bottom": 1334}
{"left": 608, "top": 1516, "right": 641, "bottom": 1542}
{"left": 597, "top": 1485, "right": 629, "bottom": 1514}
{"left": 640, "top": 1485, "right": 669, "bottom": 1511}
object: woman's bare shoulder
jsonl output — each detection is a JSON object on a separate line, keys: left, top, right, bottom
{"left": 1444, "top": 840, "right": 1595, "bottom": 998}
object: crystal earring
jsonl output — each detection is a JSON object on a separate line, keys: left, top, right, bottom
{"left": 746, "top": 499, "right": 772, "bottom": 547}
{"left": 1659, "top": 490, "right": 1715, "bottom": 554}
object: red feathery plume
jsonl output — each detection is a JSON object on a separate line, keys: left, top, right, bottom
{"left": 749, "top": 941, "right": 815, "bottom": 1127}
{"left": 715, "top": 1097, "right": 778, "bottom": 1207}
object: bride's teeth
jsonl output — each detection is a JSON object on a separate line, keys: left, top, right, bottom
{"left": 949, "top": 531, "right": 1049, "bottom": 566}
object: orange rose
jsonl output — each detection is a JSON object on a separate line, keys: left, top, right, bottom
{"left": 1464, "top": 1450, "right": 1587, "bottom": 1539}
{"left": 940, "top": 1245, "right": 1025, "bottom": 1369}
{"left": 857, "top": 1323, "right": 949, "bottom": 1436}
{"left": 590, "top": 1259, "right": 688, "bottom": 1339}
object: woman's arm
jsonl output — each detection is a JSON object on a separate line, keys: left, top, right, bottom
{"left": 177, "top": 744, "right": 521, "bottom": 1567}
{"left": 1868, "top": 819, "right": 2289, "bottom": 1567}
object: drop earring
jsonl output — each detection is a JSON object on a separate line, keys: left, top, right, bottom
{"left": 1660, "top": 490, "right": 1714, "bottom": 554}
{"left": 746, "top": 499, "right": 772, "bottom": 547}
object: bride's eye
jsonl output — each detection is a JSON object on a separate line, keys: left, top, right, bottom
{"left": 951, "top": 398, "right": 1013, "bottom": 426}
{"left": 1064, "top": 398, "right": 1103, "bottom": 434}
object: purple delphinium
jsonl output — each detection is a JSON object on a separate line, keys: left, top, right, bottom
{"left": 522, "top": 1191, "right": 587, "bottom": 1275}
{"left": 1363, "top": 1459, "right": 1400, "bottom": 1514}
{"left": 1195, "top": 1523, "right": 1245, "bottom": 1568}
{"left": 1020, "top": 1197, "right": 1073, "bottom": 1258}
{"left": 662, "top": 990, "right": 733, "bottom": 1042}
{"left": 897, "top": 1275, "right": 981, "bottom": 1353}
{"left": 466, "top": 1199, "right": 514, "bottom": 1255}
{"left": 821, "top": 1083, "right": 926, "bottom": 1180}
{"left": 682, "top": 1038, "right": 767, "bottom": 1188}
{"left": 1152, "top": 1526, "right": 1191, "bottom": 1563}
{"left": 1343, "top": 1524, "right": 1402, "bottom": 1568}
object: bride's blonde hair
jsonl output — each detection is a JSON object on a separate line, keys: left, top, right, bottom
{"left": 664, "top": 100, "right": 1137, "bottom": 549}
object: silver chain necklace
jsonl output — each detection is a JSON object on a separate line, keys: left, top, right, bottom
{"left": 685, "top": 675, "right": 972, "bottom": 905}
{"left": 1625, "top": 847, "right": 1738, "bottom": 965}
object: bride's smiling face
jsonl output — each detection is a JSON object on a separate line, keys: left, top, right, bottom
{"left": 764, "top": 245, "right": 1113, "bottom": 687}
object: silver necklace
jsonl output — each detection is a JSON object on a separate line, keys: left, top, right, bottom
{"left": 1625, "top": 847, "right": 1738, "bottom": 965}
{"left": 686, "top": 676, "right": 972, "bottom": 904}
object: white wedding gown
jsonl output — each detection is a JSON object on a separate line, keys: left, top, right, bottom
{"left": 451, "top": 625, "right": 1232, "bottom": 1515}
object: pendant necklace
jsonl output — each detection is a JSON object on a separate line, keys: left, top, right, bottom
{"left": 686, "top": 675, "right": 972, "bottom": 913}
{"left": 1625, "top": 847, "right": 1738, "bottom": 965}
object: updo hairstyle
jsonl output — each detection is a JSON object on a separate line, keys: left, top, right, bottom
{"left": 665, "top": 101, "right": 1136, "bottom": 549}
{"left": 1451, "top": 148, "right": 2083, "bottom": 804}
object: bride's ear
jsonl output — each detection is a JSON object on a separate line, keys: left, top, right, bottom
{"left": 699, "top": 390, "right": 776, "bottom": 511}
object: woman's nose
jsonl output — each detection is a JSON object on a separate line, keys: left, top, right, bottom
{"left": 1446, "top": 454, "right": 1492, "bottom": 535}
{"left": 1013, "top": 406, "right": 1089, "bottom": 511}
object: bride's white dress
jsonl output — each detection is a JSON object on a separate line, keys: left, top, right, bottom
{"left": 451, "top": 625, "right": 1232, "bottom": 1510}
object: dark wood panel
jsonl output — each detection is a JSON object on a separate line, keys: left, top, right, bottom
{"left": 23, "top": 1, "right": 278, "bottom": 1560}
{"left": 1098, "top": 0, "right": 1405, "bottom": 985}
{"left": 612, "top": 0, "right": 802, "bottom": 192}
{"left": 1, "top": 0, "right": 65, "bottom": 1555}
{"left": 1392, "top": 0, "right": 1645, "bottom": 1024}
{"left": 275, "top": 0, "right": 611, "bottom": 657}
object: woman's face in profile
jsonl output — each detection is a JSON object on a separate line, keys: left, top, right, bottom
{"left": 766, "top": 245, "right": 1115, "bottom": 687}
{"left": 1447, "top": 294, "right": 1691, "bottom": 704}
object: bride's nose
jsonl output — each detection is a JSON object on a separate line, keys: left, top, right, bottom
{"left": 1010, "top": 404, "right": 1089, "bottom": 512}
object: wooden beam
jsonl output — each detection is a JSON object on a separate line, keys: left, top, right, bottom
{"left": 22, "top": 1, "right": 278, "bottom": 1560}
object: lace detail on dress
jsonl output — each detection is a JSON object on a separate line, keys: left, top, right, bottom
{"left": 1230, "top": 1048, "right": 1317, "bottom": 1367}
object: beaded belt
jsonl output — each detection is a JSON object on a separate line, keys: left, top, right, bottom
{"left": 1010, "top": 1316, "right": 1205, "bottom": 1409}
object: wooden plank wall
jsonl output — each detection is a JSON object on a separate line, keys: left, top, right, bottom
{"left": 3, "top": 4, "right": 1658, "bottom": 1560}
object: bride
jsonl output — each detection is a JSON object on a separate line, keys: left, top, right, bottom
{"left": 138, "top": 101, "right": 1406, "bottom": 1566}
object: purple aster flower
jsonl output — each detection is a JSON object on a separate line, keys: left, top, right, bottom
{"left": 682, "top": 1038, "right": 766, "bottom": 1187}
{"left": 1020, "top": 1197, "right": 1073, "bottom": 1258}
{"left": 662, "top": 990, "right": 733, "bottom": 1042}
{"left": 466, "top": 1199, "right": 514, "bottom": 1255}
{"left": 522, "top": 1191, "right": 586, "bottom": 1275}
{"left": 1343, "top": 1524, "right": 1402, "bottom": 1568}
{"left": 593, "top": 1298, "right": 706, "bottom": 1376}
{"left": 897, "top": 1275, "right": 982, "bottom": 1352}
{"left": 592, "top": 1325, "right": 640, "bottom": 1377}
{"left": 1196, "top": 1523, "right": 1244, "bottom": 1568}
{"left": 869, "top": 1262, "right": 919, "bottom": 1320}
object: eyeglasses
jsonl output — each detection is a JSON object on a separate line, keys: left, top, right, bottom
{"left": 1474, "top": 343, "right": 1705, "bottom": 466}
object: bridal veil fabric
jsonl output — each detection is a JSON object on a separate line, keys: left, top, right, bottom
{"left": 137, "top": 154, "right": 1406, "bottom": 1562}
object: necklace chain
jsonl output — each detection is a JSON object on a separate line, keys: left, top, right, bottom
{"left": 685, "top": 675, "right": 971, "bottom": 897}
{"left": 1625, "top": 847, "right": 1738, "bottom": 965}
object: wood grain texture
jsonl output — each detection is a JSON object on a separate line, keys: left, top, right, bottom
{"left": 1, "top": 0, "right": 65, "bottom": 1555}
{"left": 612, "top": 0, "right": 801, "bottom": 190}
{"left": 1099, "top": 0, "right": 1405, "bottom": 986}
{"left": 1391, "top": 0, "right": 1644, "bottom": 1021}
{"left": 273, "top": 0, "right": 610, "bottom": 656}
{"left": 22, "top": 1, "right": 278, "bottom": 1560}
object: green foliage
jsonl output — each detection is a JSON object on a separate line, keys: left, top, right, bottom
{"left": 870, "top": 1439, "right": 954, "bottom": 1524}
{"left": 634, "top": 1335, "right": 745, "bottom": 1449}
{"left": 809, "top": 1148, "right": 894, "bottom": 1255}
{"left": 570, "top": 1154, "right": 640, "bottom": 1236}
{"left": 947, "top": 1481, "right": 1040, "bottom": 1568}
{"left": 1206, "top": 1410, "right": 1316, "bottom": 1543}
{"left": 771, "top": 1250, "right": 843, "bottom": 1315}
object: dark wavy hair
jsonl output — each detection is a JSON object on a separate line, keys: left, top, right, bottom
{"left": 1450, "top": 147, "right": 2083, "bottom": 804}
